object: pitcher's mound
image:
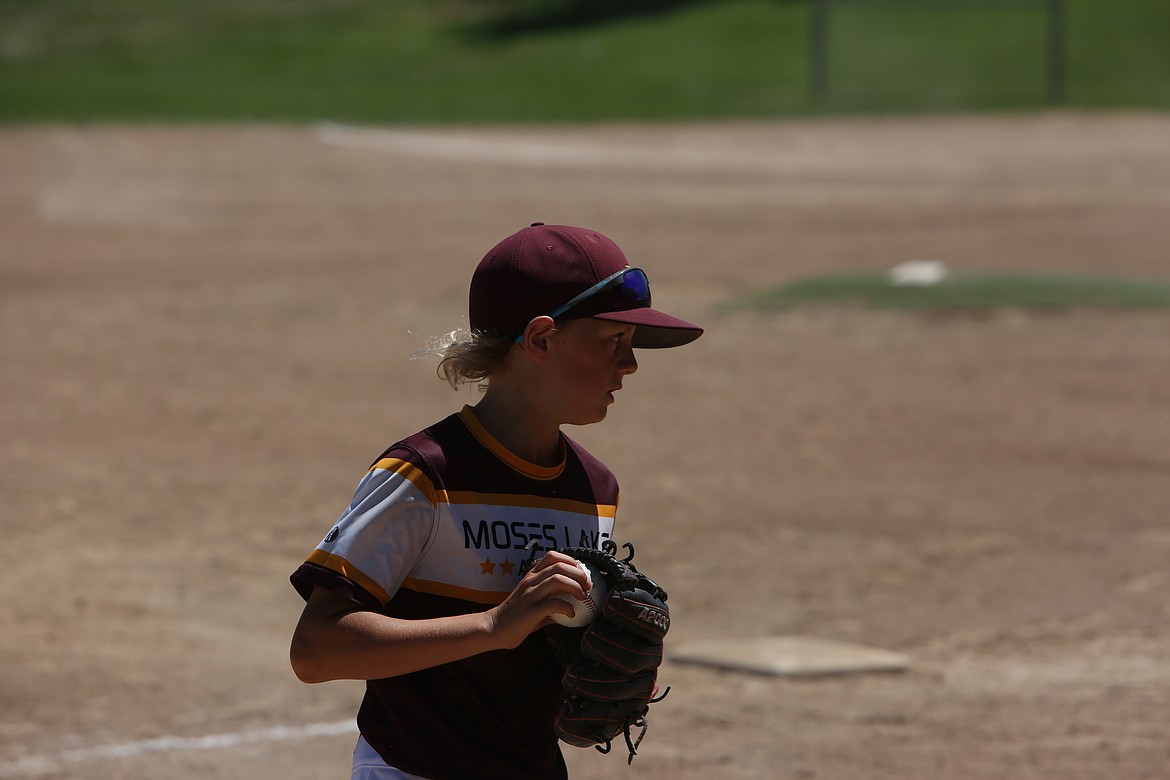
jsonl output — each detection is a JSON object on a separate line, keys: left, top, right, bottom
{"left": 669, "top": 636, "right": 911, "bottom": 677}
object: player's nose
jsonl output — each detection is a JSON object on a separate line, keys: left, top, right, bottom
{"left": 617, "top": 344, "right": 638, "bottom": 375}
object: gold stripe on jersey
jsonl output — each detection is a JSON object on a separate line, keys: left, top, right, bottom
{"left": 364, "top": 457, "right": 614, "bottom": 517}
{"left": 367, "top": 457, "right": 445, "bottom": 505}
{"left": 306, "top": 549, "right": 392, "bottom": 605}
{"left": 445, "top": 489, "right": 617, "bottom": 518}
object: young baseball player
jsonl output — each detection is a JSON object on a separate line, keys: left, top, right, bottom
{"left": 289, "top": 223, "right": 702, "bottom": 780}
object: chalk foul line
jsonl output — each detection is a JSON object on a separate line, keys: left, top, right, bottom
{"left": 0, "top": 720, "right": 357, "bottom": 777}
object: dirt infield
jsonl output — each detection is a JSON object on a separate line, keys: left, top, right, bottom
{"left": 2, "top": 114, "right": 1169, "bottom": 779}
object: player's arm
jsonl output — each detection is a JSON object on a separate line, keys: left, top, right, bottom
{"left": 290, "top": 550, "right": 589, "bottom": 683}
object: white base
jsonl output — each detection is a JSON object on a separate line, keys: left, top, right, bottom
{"left": 668, "top": 636, "right": 911, "bottom": 677}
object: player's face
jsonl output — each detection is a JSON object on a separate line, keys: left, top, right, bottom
{"left": 548, "top": 318, "right": 638, "bottom": 425}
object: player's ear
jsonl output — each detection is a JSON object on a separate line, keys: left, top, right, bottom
{"left": 517, "top": 316, "right": 557, "bottom": 361}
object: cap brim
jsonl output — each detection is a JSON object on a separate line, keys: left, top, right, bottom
{"left": 593, "top": 308, "right": 704, "bottom": 349}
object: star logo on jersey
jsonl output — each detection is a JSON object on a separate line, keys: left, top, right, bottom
{"left": 480, "top": 558, "right": 496, "bottom": 575}
{"left": 499, "top": 559, "right": 515, "bottom": 575}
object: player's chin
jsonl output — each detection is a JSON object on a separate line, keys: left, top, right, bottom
{"left": 569, "top": 405, "right": 610, "bottom": 426}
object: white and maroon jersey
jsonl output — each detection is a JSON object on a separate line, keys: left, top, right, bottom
{"left": 291, "top": 405, "right": 619, "bottom": 780}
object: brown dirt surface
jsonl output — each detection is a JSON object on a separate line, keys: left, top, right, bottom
{"left": 2, "top": 114, "right": 1169, "bottom": 779}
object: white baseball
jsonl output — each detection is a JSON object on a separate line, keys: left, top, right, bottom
{"left": 550, "top": 561, "right": 607, "bottom": 627}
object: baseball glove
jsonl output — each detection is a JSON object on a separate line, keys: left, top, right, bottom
{"left": 543, "top": 541, "right": 671, "bottom": 763}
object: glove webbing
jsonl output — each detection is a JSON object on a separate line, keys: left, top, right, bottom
{"left": 589, "top": 685, "right": 671, "bottom": 764}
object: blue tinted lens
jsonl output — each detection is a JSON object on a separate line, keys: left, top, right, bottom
{"left": 515, "top": 267, "right": 651, "bottom": 343}
{"left": 550, "top": 267, "right": 649, "bottom": 319}
{"left": 613, "top": 268, "right": 651, "bottom": 310}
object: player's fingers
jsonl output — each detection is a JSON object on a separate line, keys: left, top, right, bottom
{"left": 496, "top": 574, "right": 580, "bottom": 635}
{"left": 525, "top": 558, "right": 589, "bottom": 596}
{"left": 525, "top": 570, "right": 587, "bottom": 603}
{"left": 528, "top": 549, "right": 573, "bottom": 573}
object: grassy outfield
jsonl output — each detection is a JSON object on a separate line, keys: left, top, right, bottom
{"left": 0, "top": 0, "right": 806, "bottom": 122}
{"left": 722, "top": 271, "right": 1170, "bottom": 313}
{"left": 0, "top": 0, "right": 1167, "bottom": 122}
{"left": 821, "top": 0, "right": 1170, "bottom": 110}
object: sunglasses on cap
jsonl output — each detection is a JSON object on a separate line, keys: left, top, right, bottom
{"left": 514, "top": 267, "right": 651, "bottom": 344}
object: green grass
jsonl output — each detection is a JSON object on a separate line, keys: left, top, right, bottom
{"left": 722, "top": 271, "right": 1170, "bottom": 313}
{"left": 0, "top": 0, "right": 806, "bottom": 122}
{"left": 0, "top": 0, "right": 1168, "bottom": 122}
{"left": 821, "top": 0, "right": 1170, "bottom": 110}
{"left": 822, "top": 2, "right": 1052, "bottom": 109}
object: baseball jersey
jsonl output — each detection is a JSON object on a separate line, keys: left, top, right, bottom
{"left": 291, "top": 405, "right": 619, "bottom": 780}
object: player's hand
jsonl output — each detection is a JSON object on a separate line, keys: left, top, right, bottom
{"left": 484, "top": 550, "right": 590, "bottom": 650}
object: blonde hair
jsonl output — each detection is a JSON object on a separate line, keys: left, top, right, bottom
{"left": 434, "top": 328, "right": 515, "bottom": 390}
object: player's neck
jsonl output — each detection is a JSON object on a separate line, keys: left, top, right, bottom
{"left": 472, "top": 389, "right": 562, "bottom": 468}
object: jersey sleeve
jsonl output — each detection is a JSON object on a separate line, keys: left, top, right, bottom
{"left": 291, "top": 453, "right": 438, "bottom": 609}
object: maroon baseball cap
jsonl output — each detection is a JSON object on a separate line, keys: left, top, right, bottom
{"left": 469, "top": 223, "right": 703, "bottom": 349}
